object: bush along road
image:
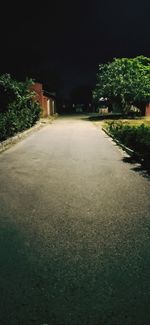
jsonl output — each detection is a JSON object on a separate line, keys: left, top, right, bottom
{"left": 104, "top": 121, "right": 150, "bottom": 169}
{"left": 0, "top": 74, "right": 40, "bottom": 142}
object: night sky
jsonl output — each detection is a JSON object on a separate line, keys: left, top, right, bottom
{"left": 1, "top": 0, "right": 150, "bottom": 97}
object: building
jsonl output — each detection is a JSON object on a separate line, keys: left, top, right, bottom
{"left": 30, "top": 83, "right": 56, "bottom": 117}
{"left": 145, "top": 103, "right": 150, "bottom": 116}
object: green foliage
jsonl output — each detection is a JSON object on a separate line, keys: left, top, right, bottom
{"left": 106, "top": 121, "right": 150, "bottom": 159}
{"left": 0, "top": 74, "right": 40, "bottom": 141}
{"left": 93, "top": 56, "right": 150, "bottom": 114}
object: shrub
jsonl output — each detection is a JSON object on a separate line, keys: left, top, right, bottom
{"left": 106, "top": 121, "right": 150, "bottom": 159}
{"left": 0, "top": 74, "right": 40, "bottom": 141}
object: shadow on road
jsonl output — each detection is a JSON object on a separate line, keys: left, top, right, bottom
{"left": 2, "top": 215, "right": 150, "bottom": 325}
{"left": 0, "top": 223, "right": 48, "bottom": 325}
{"left": 122, "top": 156, "right": 150, "bottom": 181}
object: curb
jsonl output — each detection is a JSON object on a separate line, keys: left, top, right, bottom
{"left": 0, "top": 118, "right": 53, "bottom": 154}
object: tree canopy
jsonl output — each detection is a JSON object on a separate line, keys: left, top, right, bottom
{"left": 0, "top": 74, "right": 36, "bottom": 113}
{"left": 93, "top": 56, "right": 150, "bottom": 114}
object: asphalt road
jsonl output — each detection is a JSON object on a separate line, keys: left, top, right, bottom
{"left": 0, "top": 115, "right": 150, "bottom": 325}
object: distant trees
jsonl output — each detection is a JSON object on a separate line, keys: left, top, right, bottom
{"left": 0, "top": 74, "right": 40, "bottom": 141}
{"left": 93, "top": 56, "right": 150, "bottom": 115}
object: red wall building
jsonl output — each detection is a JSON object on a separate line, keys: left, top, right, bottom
{"left": 145, "top": 103, "right": 150, "bottom": 116}
{"left": 30, "top": 83, "right": 56, "bottom": 117}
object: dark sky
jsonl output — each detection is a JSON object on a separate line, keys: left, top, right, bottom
{"left": 1, "top": 0, "right": 150, "bottom": 97}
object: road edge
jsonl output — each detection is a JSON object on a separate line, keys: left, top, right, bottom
{"left": 102, "top": 127, "right": 143, "bottom": 161}
{"left": 0, "top": 117, "right": 55, "bottom": 154}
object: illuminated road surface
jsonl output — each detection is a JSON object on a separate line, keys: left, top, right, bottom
{"left": 0, "top": 115, "right": 150, "bottom": 325}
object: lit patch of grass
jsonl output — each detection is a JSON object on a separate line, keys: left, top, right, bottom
{"left": 117, "top": 118, "right": 150, "bottom": 127}
{"left": 99, "top": 117, "right": 150, "bottom": 129}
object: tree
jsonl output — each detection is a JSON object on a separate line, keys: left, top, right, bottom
{"left": 93, "top": 56, "right": 150, "bottom": 114}
{"left": 0, "top": 74, "right": 37, "bottom": 112}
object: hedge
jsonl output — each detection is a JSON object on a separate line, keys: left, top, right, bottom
{"left": 105, "top": 121, "right": 150, "bottom": 160}
{"left": 0, "top": 74, "right": 40, "bottom": 141}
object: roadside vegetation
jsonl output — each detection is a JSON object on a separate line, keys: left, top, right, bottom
{"left": 103, "top": 120, "right": 150, "bottom": 161}
{"left": 0, "top": 74, "right": 40, "bottom": 141}
{"left": 103, "top": 117, "right": 150, "bottom": 127}
{"left": 93, "top": 56, "right": 150, "bottom": 115}
{"left": 93, "top": 56, "right": 150, "bottom": 162}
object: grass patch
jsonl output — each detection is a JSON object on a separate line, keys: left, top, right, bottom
{"left": 94, "top": 117, "right": 150, "bottom": 129}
